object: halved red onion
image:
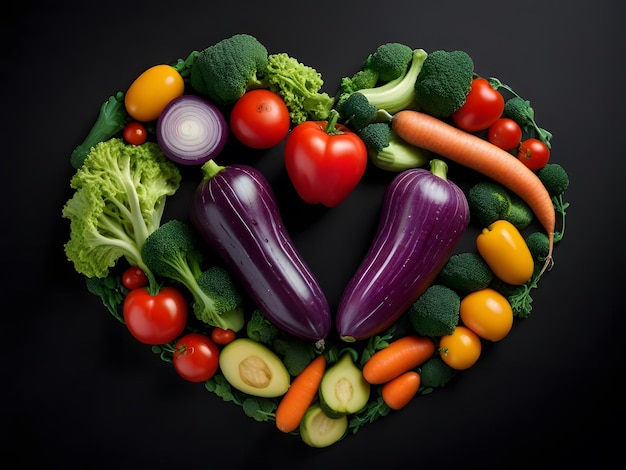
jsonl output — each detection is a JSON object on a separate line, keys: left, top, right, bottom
{"left": 157, "top": 95, "right": 228, "bottom": 165}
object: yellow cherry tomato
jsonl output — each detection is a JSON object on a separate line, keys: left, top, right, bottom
{"left": 124, "top": 64, "right": 184, "bottom": 122}
{"left": 460, "top": 288, "right": 513, "bottom": 341}
{"left": 476, "top": 219, "right": 534, "bottom": 285}
{"left": 439, "top": 326, "right": 482, "bottom": 370}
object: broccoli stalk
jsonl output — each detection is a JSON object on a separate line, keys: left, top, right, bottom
{"left": 70, "top": 92, "right": 128, "bottom": 169}
{"left": 358, "top": 122, "right": 429, "bottom": 172}
{"left": 488, "top": 77, "right": 553, "bottom": 148}
{"left": 62, "top": 138, "right": 181, "bottom": 285}
{"left": 141, "top": 219, "right": 245, "bottom": 332}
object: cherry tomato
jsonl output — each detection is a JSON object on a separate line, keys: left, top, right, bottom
{"left": 460, "top": 288, "right": 514, "bottom": 342}
{"left": 439, "top": 326, "right": 482, "bottom": 370}
{"left": 517, "top": 138, "right": 550, "bottom": 170}
{"left": 121, "top": 266, "right": 149, "bottom": 290}
{"left": 123, "top": 286, "right": 188, "bottom": 345}
{"left": 211, "top": 327, "right": 237, "bottom": 345}
{"left": 452, "top": 77, "right": 505, "bottom": 132}
{"left": 487, "top": 118, "right": 522, "bottom": 150}
{"left": 124, "top": 64, "right": 184, "bottom": 122}
{"left": 173, "top": 333, "right": 220, "bottom": 382}
{"left": 229, "top": 89, "right": 291, "bottom": 149}
{"left": 284, "top": 116, "right": 368, "bottom": 207}
{"left": 476, "top": 220, "right": 534, "bottom": 285}
{"left": 123, "top": 121, "right": 148, "bottom": 146}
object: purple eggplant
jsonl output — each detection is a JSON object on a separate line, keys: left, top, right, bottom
{"left": 336, "top": 159, "right": 469, "bottom": 342}
{"left": 190, "top": 160, "right": 331, "bottom": 345}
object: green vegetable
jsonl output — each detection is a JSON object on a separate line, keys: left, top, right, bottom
{"left": 418, "top": 356, "right": 455, "bottom": 390}
{"left": 358, "top": 122, "right": 429, "bottom": 171}
{"left": 414, "top": 49, "right": 474, "bottom": 118}
{"left": 205, "top": 374, "right": 277, "bottom": 422}
{"left": 339, "top": 92, "right": 379, "bottom": 131}
{"left": 408, "top": 284, "right": 460, "bottom": 338}
{"left": 272, "top": 335, "right": 319, "bottom": 377}
{"left": 84, "top": 272, "right": 128, "bottom": 322}
{"left": 338, "top": 48, "right": 428, "bottom": 118}
{"left": 437, "top": 252, "right": 494, "bottom": 294}
{"left": 525, "top": 231, "right": 550, "bottom": 261}
{"left": 62, "top": 138, "right": 181, "bottom": 284}
{"left": 190, "top": 33, "right": 269, "bottom": 106}
{"left": 141, "top": 219, "right": 245, "bottom": 331}
{"left": 190, "top": 33, "right": 334, "bottom": 124}
{"left": 489, "top": 77, "right": 553, "bottom": 148}
{"left": 467, "top": 181, "right": 534, "bottom": 230}
{"left": 265, "top": 52, "right": 335, "bottom": 124}
{"left": 537, "top": 163, "right": 569, "bottom": 243}
{"left": 70, "top": 92, "right": 128, "bottom": 169}
{"left": 246, "top": 309, "right": 279, "bottom": 344}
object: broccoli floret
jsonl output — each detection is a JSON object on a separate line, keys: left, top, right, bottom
{"left": 525, "top": 231, "right": 550, "bottom": 262}
{"left": 437, "top": 252, "right": 494, "bottom": 294}
{"left": 419, "top": 356, "right": 455, "bottom": 389}
{"left": 272, "top": 336, "right": 318, "bottom": 376}
{"left": 141, "top": 219, "right": 245, "bottom": 332}
{"left": 190, "top": 33, "right": 269, "bottom": 106}
{"left": 340, "top": 92, "right": 379, "bottom": 131}
{"left": 367, "top": 42, "right": 414, "bottom": 82}
{"left": 489, "top": 77, "right": 553, "bottom": 148}
{"left": 414, "top": 49, "right": 474, "bottom": 118}
{"left": 537, "top": 163, "right": 569, "bottom": 243}
{"left": 62, "top": 138, "right": 181, "bottom": 283}
{"left": 467, "top": 181, "right": 534, "bottom": 230}
{"left": 358, "top": 122, "right": 429, "bottom": 171}
{"left": 246, "top": 309, "right": 279, "bottom": 344}
{"left": 339, "top": 68, "right": 380, "bottom": 96}
{"left": 265, "top": 52, "right": 334, "bottom": 124}
{"left": 70, "top": 92, "right": 128, "bottom": 169}
{"left": 408, "top": 284, "right": 460, "bottom": 338}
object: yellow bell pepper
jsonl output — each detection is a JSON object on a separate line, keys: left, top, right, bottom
{"left": 476, "top": 220, "right": 534, "bottom": 285}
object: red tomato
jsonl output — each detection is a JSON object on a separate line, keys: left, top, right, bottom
{"left": 284, "top": 117, "right": 368, "bottom": 207}
{"left": 211, "top": 327, "right": 236, "bottom": 345}
{"left": 517, "top": 138, "right": 550, "bottom": 170}
{"left": 173, "top": 333, "right": 220, "bottom": 382}
{"left": 487, "top": 118, "right": 522, "bottom": 150}
{"left": 452, "top": 77, "right": 505, "bottom": 132}
{"left": 229, "top": 89, "right": 291, "bottom": 149}
{"left": 123, "top": 286, "right": 188, "bottom": 345}
{"left": 121, "top": 266, "right": 149, "bottom": 290}
{"left": 123, "top": 121, "right": 148, "bottom": 145}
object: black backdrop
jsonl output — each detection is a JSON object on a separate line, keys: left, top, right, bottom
{"left": 3, "top": 1, "right": 623, "bottom": 468}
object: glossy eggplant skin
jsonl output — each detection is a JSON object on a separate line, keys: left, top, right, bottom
{"left": 336, "top": 162, "right": 469, "bottom": 342}
{"left": 190, "top": 161, "right": 331, "bottom": 344}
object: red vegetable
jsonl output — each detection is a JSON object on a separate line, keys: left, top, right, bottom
{"left": 173, "top": 333, "right": 220, "bottom": 382}
{"left": 156, "top": 95, "right": 228, "bottom": 165}
{"left": 517, "top": 137, "right": 550, "bottom": 170}
{"left": 123, "top": 286, "right": 188, "bottom": 345}
{"left": 284, "top": 110, "right": 367, "bottom": 207}
{"left": 190, "top": 160, "right": 331, "bottom": 345}
{"left": 230, "top": 89, "right": 290, "bottom": 149}
{"left": 336, "top": 159, "right": 469, "bottom": 342}
{"left": 452, "top": 77, "right": 505, "bottom": 132}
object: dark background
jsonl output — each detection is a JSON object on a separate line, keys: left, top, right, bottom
{"left": 3, "top": 1, "right": 623, "bottom": 468}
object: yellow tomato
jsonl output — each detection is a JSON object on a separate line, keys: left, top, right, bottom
{"left": 476, "top": 219, "right": 534, "bottom": 285}
{"left": 124, "top": 65, "right": 184, "bottom": 122}
{"left": 439, "top": 326, "right": 482, "bottom": 370}
{"left": 460, "top": 288, "right": 513, "bottom": 341}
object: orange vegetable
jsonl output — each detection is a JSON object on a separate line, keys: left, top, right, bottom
{"left": 275, "top": 355, "right": 326, "bottom": 433}
{"left": 439, "top": 326, "right": 482, "bottom": 370}
{"left": 392, "top": 110, "right": 555, "bottom": 275}
{"left": 381, "top": 371, "right": 421, "bottom": 410}
{"left": 476, "top": 219, "right": 534, "bottom": 285}
{"left": 460, "top": 288, "right": 513, "bottom": 341}
{"left": 124, "top": 64, "right": 184, "bottom": 122}
{"left": 362, "top": 335, "right": 435, "bottom": 385}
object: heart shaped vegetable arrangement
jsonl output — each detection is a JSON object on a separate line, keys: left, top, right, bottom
{"left": 63, "top": 34, "right": 569, "bottom": 448}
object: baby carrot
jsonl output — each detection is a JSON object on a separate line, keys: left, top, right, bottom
{"left": 381, "top": 371, "right": 421, "bottom": 410}
{"left": 362, "top": 335, "right": 435, "bottom": 385}
{"left": 392, "top": 110, "right": 555, "bottom": 274}
{"left": 275, "top": 354, "right": 326, "bottom": 433}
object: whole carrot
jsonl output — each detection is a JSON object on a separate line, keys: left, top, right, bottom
{"left": 382, "top": 371, "right": 421, "bottom": 410}
{"left": 392, "top": 110, "right": 555, "bottom": 274}
{"left": 275, "top": 355, "right": 326, "bottom": 433}
{"left": 362, "top": 335, "right": 435, "bottom": 385}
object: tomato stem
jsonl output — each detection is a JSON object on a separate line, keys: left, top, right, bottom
{"left": 323, "top": 109, "right": 343, "bottom": 135}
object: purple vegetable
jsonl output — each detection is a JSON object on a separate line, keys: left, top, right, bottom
{"left": 190, "top": 160, "right": 331, "bottom": 346}
{"left": 157, "top": 95, "right": 228, "bottom": 165}
{"left": 336, "top": 159, "right": 469, "bottom": 342}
